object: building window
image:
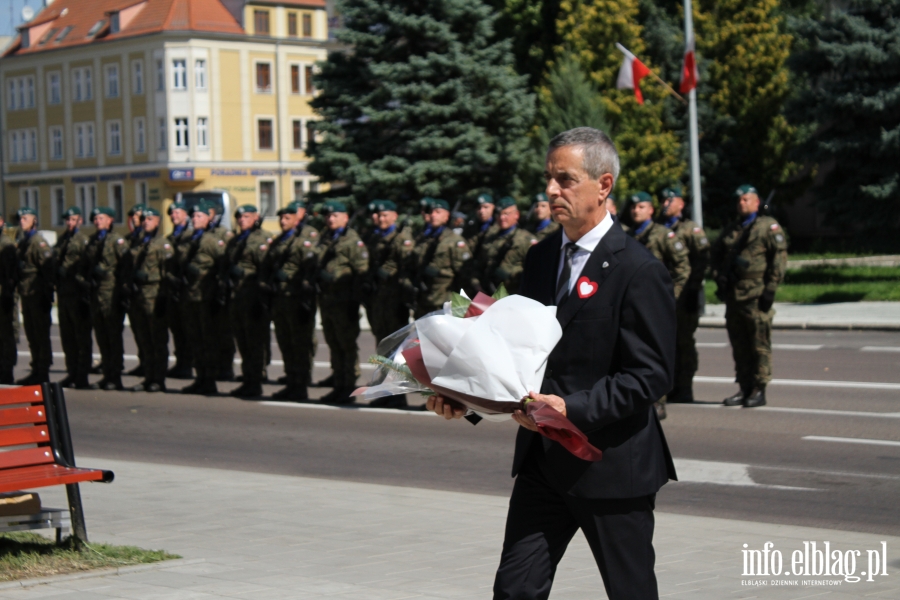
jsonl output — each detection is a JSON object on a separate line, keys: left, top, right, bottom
{"left": 304, "top": 66, "right": 314, "bottom": 94}
{"left": 107, "top": 121, "right": 122, "bottom": 155}
{"left": 105, "top": 64, "right": 119, "bottom": 98}
{"left": 52, "top": 186, "right": 65, "bottom": 224}
{"left": 292, "top": 119, "right": 302, "bottom": 150}
{"left": 174, "top": 117, "right": 189, "bottom": 149}
{"left": 293, "top": 180, "right": 304, "bottom": 201}
{"left": 302, "top": 13, "right": 312, "bottom": 37}
{"left": 9, "top": 131, "right": 18, "bottom": 163}
{"left": 197, "top": 117, "right": 209, "bottom": 149}
{"left": 256, "top": 63, "right": 271, "bottom": 93}
{"left": 195, "top": 59, "right": 207, "bottom": 90}
{"left": 48, "top": 72, "right": 61, "bottom": 104}
{"left": 10, "top": 129, "right": 38, "bottom": 163}
{"left": 26, "top": 77, "right": 35, "bottom": 107}
{"left": 156, "top": 59, "right": 165, "bottom": 91}
{"left": 75, "top": 122, "right": 95, "bottom": 157}
{"left": 259, "top": 181, "right": 276, "bottom": 217}
{"left": 132, "top": 60, "right": 144, "bottom": 94}
{"left": 288, "top": 13, "right": 298, "bottom": 37}
{"left": 20, "top": 188, "right": 39, "bottom": 216}
{"left": 7, "top": 76, "right": 36, "bottom": 109}
{"left": 136, "top": 181, "right": 148, "bottom": 205}
{"left": 6, "top": 80, "right": 14, "bottom": 110}
{"left": 76, "top": 183, "right": 97, "bottom": 216}
{"left": 306, "top": 121, "right": 316, "bottom": 149}
{"left": 109, "top": 183, "right": 124, "bottom": 223}
{"left": 134, "top": 117, "right": 146, "bottom": 153}
{"left": 49, "top": 126, "right": 64, "bottom": 160}
{"left": 257, "top": 119, "right": 273, "bottom": 150}
{"left": 172, "top": 59, "right": 187, "bottom": 90}
{"left": 72, "top": 67, "right": 92, "bottom": 102}
{"left": 254, "top": 10, "right": 270, "bottom": 35}
{"left": 158, "top": 118, "right": 167, "bottom": 150}
{"left": 291, "top": 65, "right": 300, "bottom": 94}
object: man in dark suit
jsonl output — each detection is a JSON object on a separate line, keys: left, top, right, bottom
{"left": 428, "top": 127, "right": 677, "bottom": 600}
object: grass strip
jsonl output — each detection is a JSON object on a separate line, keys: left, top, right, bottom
{"left": 0, "top": 532, "right": 179, "bottom": 582}
{"left": 705, "top": 266, "right": 900, "bottom": 304}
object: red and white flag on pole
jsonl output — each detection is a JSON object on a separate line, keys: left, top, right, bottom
{"left": 679, "top": 35, "right": 698, "bottom": 94}
{"left": 615, "top": 43, "right": 651, "bottom": 104}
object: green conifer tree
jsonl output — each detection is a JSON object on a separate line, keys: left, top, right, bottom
{"left": 489, "top": 0, "right": 563, "bottom": 89}
{"left": 790, "top": 0, "right": 900, "bottom": 235}
{"left": 308, "top": 0, "right": 535, "bottom": 209}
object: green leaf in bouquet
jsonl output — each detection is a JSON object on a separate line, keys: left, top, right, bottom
{"left": 368, "top": 354, "right": 417, "bottom": 383}
{"left": 492, "top": 284, "right": 509, "bottom": 300}
{"left": 450, "top": 292, "right": 472, "bottom": 318}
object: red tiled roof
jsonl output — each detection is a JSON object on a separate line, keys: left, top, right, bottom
{"left": 6, "top": 0, "right": 245, "bottom": 57}
{"left": 250, "top": 0, "right": 326, "bottom": 6}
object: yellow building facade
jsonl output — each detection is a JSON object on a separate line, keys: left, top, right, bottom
{"left": 1, "top": 0, "right": 328, "bottom": 234}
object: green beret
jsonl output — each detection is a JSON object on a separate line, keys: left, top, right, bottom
{"left": 168, "top": 201, "right": 187, "bottom": 215}
{"left": 431, "top": 199, "right": 450, "bottom": 211}
{"left": 661, "top": 186, "right": 683, "bottom": 199}
{"left": 476, "top": 193, "right": 494, "bottom": 205}
{"left": 533, "top": 193, "right": 549, "bottom": 205}
{"left": 142, "top": 207, "right": 161, "bottom": 217}
{"left": 235, "top": 204, "right": 258, "bottom": 216}
{"left": 419, "top": 197, "right": 434, "bottom": 210}
{"left": 128, "top": 204, "right": 146, "bottom": 216}
{"left": 187, "top": 200, "right": 215, "bottom": 216}
{"left": 735, "top": 184, "right": 758, "bottom": 196}
{"left": 91, "top": 206, "right": 116, "bottom": 219}
{"left": 63, "top": 206, "right": 82, "bottom": 217}
{"left": 497, "top": 196, "right": 517, "bottom": 210}
{"left": 16, "top": 207, "right": 36, "bottom": 217}
{"left": 323, "top": 200, "right": 347, "bottom": 214}
{"left": 630, "top": 191, "right": 657, "bottom": 208}
{"left": 277, "top": 201, "right": 304, "bottom": 216}
{"left": 375, "top": 200, "right": 397, "bottom": 212}
{"left": 367, "top": 201, "right": 378, "bottom": 213}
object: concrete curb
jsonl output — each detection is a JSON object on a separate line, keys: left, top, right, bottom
{"left": 787, "top": 255, "right": 900, "bottom": 268}
{"left": 0, "top": 557, "right": 204, "bottom": 590}
{"left": 699, "top": 318, "right": 900, "bottom": 331}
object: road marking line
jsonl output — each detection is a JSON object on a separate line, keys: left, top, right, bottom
{"left": 802, "top": 436, "right": 900, "bottom": 447}
{"left": 772, "top": 344, "right": 823, "bottom": 351}
{"left": 696, "top": 342, "right": 728, "bottom": 348}
{"left": 672, "top": 458, "right": 818, "bottom": 491}
{"left": 860, "top": 346, "right": 900, "bottom": 353}
{"left": 258, "top": 401, "right": 436, "bottom": 416}
{"left": 691, "top": 404, "right": 900, "bottom": 419}
{"left": 751, "top": 464, "right": 900, "bottom": 482}
{"left": 19, "top": 352, "right": 377, "bottom": 370}
{"left": 693, "top": 376, "right": 900, "bottom": 391}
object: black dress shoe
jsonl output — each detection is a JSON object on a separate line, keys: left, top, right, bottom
{"left": 311, "top": 374, "right": 334, "bottom": 388}
{"left": 126, "top": 364, "right": 144, "bottom": 377}
{"left": 103, "top": 379, "right": 124, "bottom": 391}
{"left": 723, "top": 390, "right": 746, "bottom": 406}
{"left": 369, "top": 394, "right": 408, "bottom": 409}
{"left": 130, "top": 382, "right": 147, "bottom": 392}
{"left": 743, "top": 387, "right": 767, "bottom": 408}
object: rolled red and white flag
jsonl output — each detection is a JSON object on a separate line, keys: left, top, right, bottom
{"left": 616, "top": 43, "right": 651, "bottom": 104}
{"left": 680, "top": 35, "right": 698, "bottom": 94}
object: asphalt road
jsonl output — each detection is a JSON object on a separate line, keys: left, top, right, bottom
{"left": 13, "top": 325, "right": 900, "bottom": 536}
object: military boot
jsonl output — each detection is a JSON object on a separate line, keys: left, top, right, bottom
{"left": 216, "top": 367, "right": 235, "bottom": 382}
{"left": 15, "top": 372, "right": 49, "bottom": 386}
{"left": 723, "top": 389, "right": 747, "bottom": 406}
{"left": 230, "top": 382, "right": 263, "bottom": 398}
{"left": 102, "top": 377, "right": 124, "bottom": 391}
{"left": 743, "top": 387, "right": 766, "bottom": 408}
{"left": 320, "top": 387, "right": 355, "bottom": 405}
{"left": 58, "top": 375, "right": 75, "bottom": 388}
{"left": 167, "top": 364, "right": 193, "bottom": 379}
{"left": 181, "top": 379, "right": 206, "bottom": 395}
{"left": 311, "top": 374, "right": 334, "bottom": 388}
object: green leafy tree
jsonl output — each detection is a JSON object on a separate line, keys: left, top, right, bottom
{"left": 789, "top": 0, "right": 900, "bottom": 235}
{"left": 308, "top": 0, "right": 535, "bottom": 210}
{"left": 555, "top": 0, "right": 685, "bottom": 196}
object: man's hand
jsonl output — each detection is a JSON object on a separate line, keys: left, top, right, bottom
{"left": 426, "top": 394, "right": 466, "bottom": 420}
{"left": 512, "top": 391, "right": 566, "bottom": 432}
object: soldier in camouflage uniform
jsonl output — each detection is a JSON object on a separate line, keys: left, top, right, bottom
{"left": 55, "top": 207, "right": 92, "bottom": 389}
{"left": 365, "top": 200, "right": 414, "bottom": 343}
{"left": 262, "top": 201, "right": 319, "bottom": 401}
{"left": 528, "top": 193, "right": 560, "bottom": 242}
{"left": 628, "top": 192, "right": 691, "bottom": 420}
{"left": 463, "top": 193, "right": 498, "bottom": 257}
{"left": 14, "top": 208, "right": 55, "bottom": 385}
{"left": 472, "top": 197, "right": 536, "bottom": 296}
{"left": 0, "top": 215, "right": 18, "bottom": 384}
{"left": 660, "top": 187, "right": 711, "bottom": 403}
{"left": 316, "top": 201, "right": 369, "bottom": 404}
{"left": 165, "top": 202, "right": 194, "bottom": 379}
{"left": 83, "top": 207, "right": 129, "bottom": 390}
{"left": 124, "top": 204, "right": 146, "bottom": 378}
{"left": 181, "top": 201, "right": 226, "bottom": 395}
{"left": 711, "top": 184, "right": 788, "bottom": 408}
{"left": 411, "top": 199, "right": 472, "bottom": 318}
{"left": 207, "top": 208, "right": 237, "bottom": 381}
{"left": 127, "top": 208, "right": 171, "bottom": 392}
{"left": 223, "top": 205, "right": 270, "bottom": 398}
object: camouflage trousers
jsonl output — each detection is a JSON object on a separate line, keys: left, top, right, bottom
{"left": 272, "top": 296, "right": 317, "bottom": 388}
{"left": 91, "top": 296, "right": 125, "bottom": 380}
{"left": 21, "top": 294, "right": 52, "bottom": 377}
{"left": 319, "top": 298, "right": 361, "bottom": 389}
{"left": 229, "top": 293, "right": 269, "bottom": 385}
{"left": 58, "top": 292, "right": 92, "bottom": 380}
{"left": 725, "top": 298, "right": 774, "bottom": 390}
{"left": 674, "top": 303, "right": 701, "bottom": 391}
{"left": 167, "top": 294, "right": 193, "bottom": 370}
{"left": 184, "top": 300, "right": 218, "bottom": 380}
{"left": 369, "top": 284, "right": 411, "bottom": 344}
{"left": 130, "top": 290, "right": 169, "bottom": 385}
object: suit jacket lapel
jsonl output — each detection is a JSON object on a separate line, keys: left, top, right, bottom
{"left": 556, "top": 223, "right": 626, "bottom": 330}
{"left": 534, "top": 230, "right": 562, "bottom": 306}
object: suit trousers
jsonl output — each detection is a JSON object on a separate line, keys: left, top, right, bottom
{"left": 493, "top": 457, "right": 658, "bottom": 600}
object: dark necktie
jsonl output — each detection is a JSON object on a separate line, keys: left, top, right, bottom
{"left": 555, "top": 242, "right": 578, "bottom": 306}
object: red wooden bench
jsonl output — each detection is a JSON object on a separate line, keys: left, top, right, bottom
{"left": 0, "top": 383, "right": 113, "bottom": 543}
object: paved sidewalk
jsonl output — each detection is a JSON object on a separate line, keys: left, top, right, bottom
{"left": 5, "top": 458, "right": 898, "bottom": 599}
{"left": 702, "top": 301, "right": 900, "bottom": 331}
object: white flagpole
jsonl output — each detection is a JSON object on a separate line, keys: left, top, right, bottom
{"left": 684, "top": 0, "right": 703, "bottom": 228}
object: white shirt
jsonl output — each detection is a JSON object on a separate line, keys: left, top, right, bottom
{"left": 557, "top": 212, "right": 614, "bottom": 294}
